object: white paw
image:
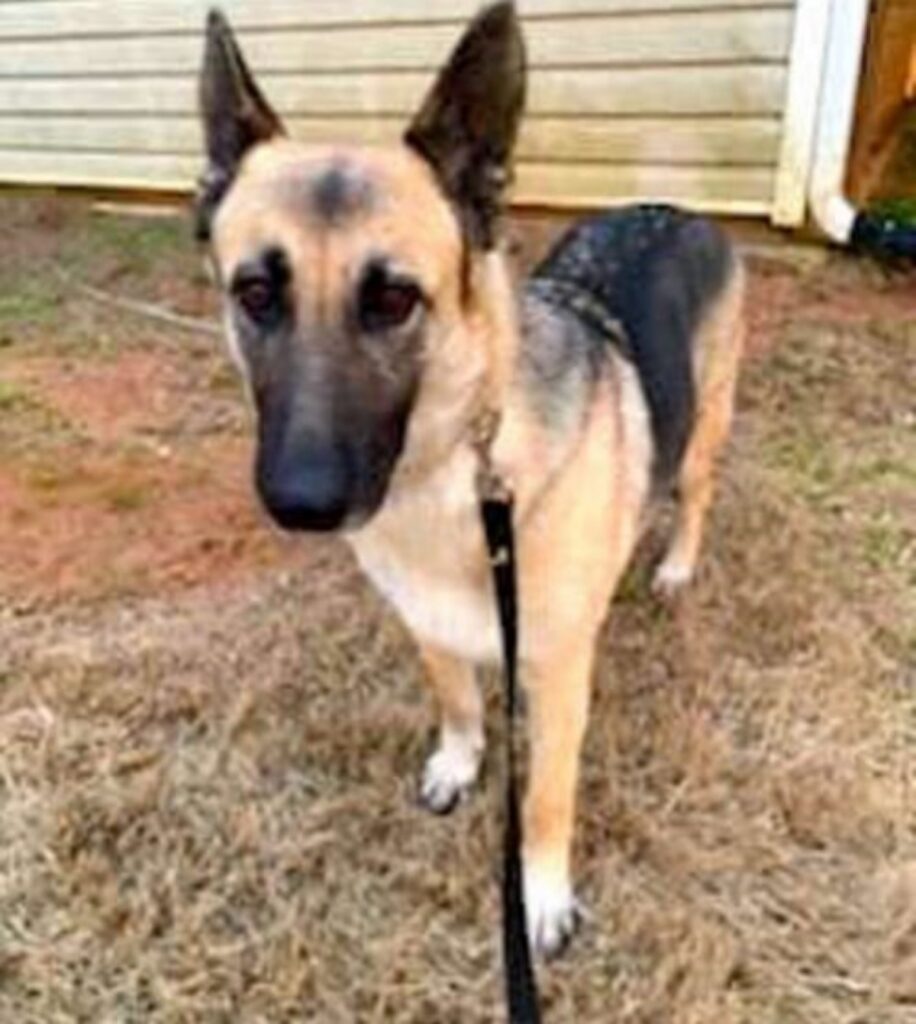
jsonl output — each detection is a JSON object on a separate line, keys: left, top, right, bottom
{"left": 651, "top": 556, "right": 694, "bottom": 597}
{"left": 523, "top": 861, "right": 582, "bottom": 958}
{"left": 419, "top": 731, "right": 483, "bottom": 815}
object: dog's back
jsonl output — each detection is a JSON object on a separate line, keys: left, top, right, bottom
{"left": 529, "top": 205, "right": 739, "bottom": 488}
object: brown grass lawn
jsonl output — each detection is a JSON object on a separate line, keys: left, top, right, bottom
{"left": 0, "top": 196, "right": 914, "bottom": 1023}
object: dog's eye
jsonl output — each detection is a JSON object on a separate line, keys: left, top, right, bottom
{"left": 358, "top": 267, "right": 423, "bottom": 334}
{"left": 235, "top": 277, "right": 277, "bottom": 324}
{"left": 230, "top": 247, "right": 290, "bottom": 327}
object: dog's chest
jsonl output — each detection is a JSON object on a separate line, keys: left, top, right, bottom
{"left": 347, "top": 446, "right": 500, "bottom": 663}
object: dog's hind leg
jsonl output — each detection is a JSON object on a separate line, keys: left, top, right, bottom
{"left": 653, "top": 263, "right": 745, "bottom": 596}
{"left": 417, "top": 643, "right": 484, "bottom": 815}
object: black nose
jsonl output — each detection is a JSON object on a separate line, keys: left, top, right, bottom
{"left": 256, "top": 448, "right": 350, "bottom": 532}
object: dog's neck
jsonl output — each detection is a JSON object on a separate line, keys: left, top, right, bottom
{"left": 470, "top": 247, "right": 521, "bottom": 415}
{"left": 362, "top": 240, "right": 596, "bottom": 539}
{"left": 388, "top": 246, "right": 521, "bottom": 487}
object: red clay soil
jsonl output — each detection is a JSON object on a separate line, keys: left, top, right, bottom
{"left": 0, "top": 437, "right": 292, "bottom": 605}
{"left": 3, "top": 350, "right": 190, "bottom": 443}
{"left": 746, "top": 254, "right": 916, "bottom": 349}
{"left": 0, "top": 343, "right": 294, "bottom": 604}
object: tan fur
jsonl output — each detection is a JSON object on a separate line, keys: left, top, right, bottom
{"left": 211, "top": 133, "right": 743, "bottom": 958}
{"left": 350, "top": 279, "right": 659, "bottom": 950}
{"left": 215, "top": 141, "right": 464, "bottom": 341}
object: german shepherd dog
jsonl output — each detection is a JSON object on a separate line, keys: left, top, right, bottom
{"left": 196, "top": 2, "right": 744, "bottom": 956}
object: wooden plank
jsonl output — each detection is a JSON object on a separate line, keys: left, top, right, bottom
{"left": 0, "top": 1, "right": 797, "bottom": 40}
{"left": 0, "top": 10, "right": 793, "bottom": 76}
{"left": 0, "top": 115, "right": 783, "bottom": 167}
{"left": 531, "top": 66, "right": 787, "bottom": 115}
{"left": 515, "top": 161, "right": 775, "bottom": 209}
{"left": 0, "top": 148, "right": 776, "bottom": 214}
{"left": 0, "top": 149, "right": 200, "bottom": 189}
{"left": 0, "top": 65, "right": 787, "bottom": 116}
{"left": 0, "top": 0, "right": 791, "bottom": 217}
{"left": 847, "top": 0, "right": 916, "bottom": 201}
{"left": 522, "top": 117, "right": 781, "bottom": 165}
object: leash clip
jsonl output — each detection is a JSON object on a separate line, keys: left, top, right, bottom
{"left": 471, "top": 404, "right": 512, "bottom": 505}
{"left": 489, "top": 546, "right": 510, "bottom": 569}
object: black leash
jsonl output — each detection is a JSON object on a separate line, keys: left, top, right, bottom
{"left": 479, "top": 493, "right": 542, "bottom": 1024}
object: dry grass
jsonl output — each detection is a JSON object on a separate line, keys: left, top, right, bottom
{"left": 0, "top": 197, "right": 914, "bottom": 1022}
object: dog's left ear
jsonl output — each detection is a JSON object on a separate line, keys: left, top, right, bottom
{"left": 195, "top": 9, "right": 286, "bottom": 241}
{"left": 404, "top": 1, "right": 526, "bottom": 250}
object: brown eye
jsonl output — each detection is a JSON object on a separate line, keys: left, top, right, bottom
{"left": 358, "top": 265, "right": 423, "bottom": 334}
{"left": 236, "top": 278, "right": 276, "bottom": 323}
{"left": 230, "top": 247, "right": 290, "bottom": 328}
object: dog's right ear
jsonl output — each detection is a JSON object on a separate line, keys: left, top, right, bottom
{"left": 196, "top": 9, "right": 285, "bottom": 241}
{"left": 404, "top": 2, "right": 526, "bottom": 251}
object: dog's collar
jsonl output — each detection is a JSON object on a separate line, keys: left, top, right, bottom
{"left": 527, "top": 276, "right": 632, "bottom": 359}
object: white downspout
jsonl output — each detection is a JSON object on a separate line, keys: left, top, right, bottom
{"left": 808, "top": 0, "right": 871, "bottom": 243}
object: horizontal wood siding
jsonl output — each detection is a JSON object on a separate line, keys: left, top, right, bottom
{"left": 0, "top": 0, "right": 799, "bottom": 215}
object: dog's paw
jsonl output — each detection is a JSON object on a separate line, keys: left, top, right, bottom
{"left": 524, "top": 862, "right": 583, "bottom": 958}
{"left": 651, "top": 556, "right": 694, "bottom": 598}
{"left": 419, "top": 735, "right": 482, "bottom": 815}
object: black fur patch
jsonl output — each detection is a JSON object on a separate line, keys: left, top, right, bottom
{"left": 309, "top": 164, "right": 374, "bottom": 226}
{"left": 532, "top": 205, "right": 734, "bottom": 487}
{"left": 196, "top": 10, "right": 285, "bottom": 242}
{"left": 404, "top": 1, "right": 526, "bottom": 251}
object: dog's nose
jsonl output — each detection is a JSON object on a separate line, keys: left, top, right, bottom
{"left": 256, "top": 450, "right": 350, "bottom": 532}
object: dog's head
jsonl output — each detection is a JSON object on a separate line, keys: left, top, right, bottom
{"left": 197, "top": 3, "right": 525, "bottom": 531}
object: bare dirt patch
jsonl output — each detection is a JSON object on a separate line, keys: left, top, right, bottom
{"left": 0, "top": 196, "right": 914, "bottom": 1023}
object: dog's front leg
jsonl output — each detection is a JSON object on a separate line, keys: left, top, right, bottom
{"left": 523, "top": 639, "right": 594, "bottom": 957}
{"left": 417, "top": 643, "right": 484, "bottom": 815}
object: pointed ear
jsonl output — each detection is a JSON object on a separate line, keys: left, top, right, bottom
{"left": 404, "top": 2, "right": 526, "bottom": 250}
{"left": 195, "top": 9, "right": 285, "bottom": 241}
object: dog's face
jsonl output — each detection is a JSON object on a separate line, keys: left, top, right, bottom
{"left": 198, "top": 4, "right": 525, "bottom": 531}
{"left": 208, "top": 143, "right": 459, "bottom": 532}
